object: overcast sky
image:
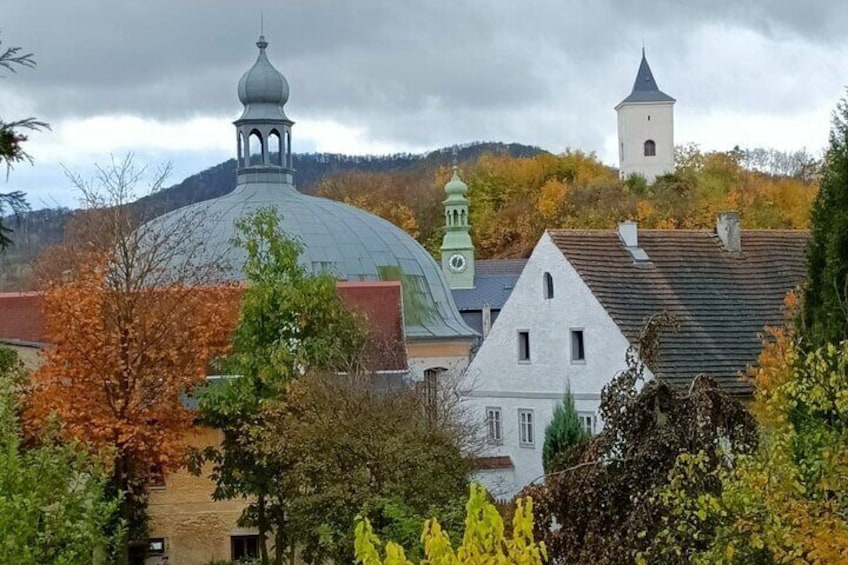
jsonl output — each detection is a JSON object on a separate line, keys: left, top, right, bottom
{"left": 3, "top": 0, "right": 848, "bottom": 208}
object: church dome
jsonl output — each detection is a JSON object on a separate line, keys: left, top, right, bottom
{"left": 150, "top": 181, "right": 475, "bottom": 340}
{"left": 237, "top": 36, "right": 290, "bottom": 120}
{"left": 147, "top": 35, "right": 476, "bottom": 341}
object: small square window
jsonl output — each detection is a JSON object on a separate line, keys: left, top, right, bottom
{"left": 571, "top": 330, "right": 585, "bottom": 362}
{"left": 518, "top": 409, "right": 535, "bottom": 447}
{"left": 518, "top": 331, "right": 530, "bottom": 362}
{"left": 147, "top": 538, "right": 165, "bottom": 555}
{"left": 578, "top": 413, "right": 595, "bottom": 435}
{"left": 232, "top": 535, "right": 260, "bottom": 562}
{"left": 486, "top": 407, "right": 503, "bottom": 444}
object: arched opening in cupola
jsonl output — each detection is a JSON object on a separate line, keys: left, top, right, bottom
{"left": 268, "top": 130, "right": 282, "bottom": 166}
{"left": 248, "top": 130, "right": 264, "bottom": 166}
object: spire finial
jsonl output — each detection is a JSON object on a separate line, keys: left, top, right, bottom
{"left": 257, "top": 13, "right": 268, "bottom": 50}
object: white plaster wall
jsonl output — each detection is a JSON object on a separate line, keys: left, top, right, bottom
{"left": 407, "top": 354, "right": 469, "bottom": 382}
{"left": 617, "top": 101, "right": 674, "bottom": 182}
{"left": 461, "top": 232, "right": 643, "bottom": 499}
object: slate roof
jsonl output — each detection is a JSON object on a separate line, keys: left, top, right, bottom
{"left": 452, "top": 259, "right": 527, "bottom": 311}
{"left": 618, "top": 50, "right": 675, "bottom": 106}
{"left": 548, "top": 229, "right": 809, "bottom": 396}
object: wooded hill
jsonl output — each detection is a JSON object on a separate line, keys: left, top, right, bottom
{"left": 0, "top": 142, "right": 544, "bottom": 290}
{"left": 0, "top": 143, "right": 819, "bottom": 290}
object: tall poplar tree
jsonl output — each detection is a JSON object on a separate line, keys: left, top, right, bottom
{"left": 802, "top": 93, "right": 848, "bottom": 347}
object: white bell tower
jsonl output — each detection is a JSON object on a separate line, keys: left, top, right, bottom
{"left": 615, "top": 48, "right": 675, "bottom": 183}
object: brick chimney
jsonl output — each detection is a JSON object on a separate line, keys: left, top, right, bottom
{"left": 716, "top": 212, "right": 741, "bottom": 252}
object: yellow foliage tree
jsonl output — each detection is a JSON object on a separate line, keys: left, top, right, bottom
{"left": 354, "top": 484, "right": 547, "bottom": 565}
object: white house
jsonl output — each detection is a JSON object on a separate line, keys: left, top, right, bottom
{"left": 616, "top": 49, "right": 675, "bottom": 183}
{"left": 463, "top": 214, "right": 809, "bottom": 499}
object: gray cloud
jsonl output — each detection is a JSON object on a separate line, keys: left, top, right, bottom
{"left": 3, "top": 0, "right": 848, "bottom": 154}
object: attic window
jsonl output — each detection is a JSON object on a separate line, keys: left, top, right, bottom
{"left": 543, "top": 272, "right": 554, "bottom": 299}
{"left": 644, "top": 139, "right": 656, "bottom": 157}
{"left": 518, "top": 331, "right": 530, "bottom": 362}
{"left": 570, "top": 329, "right": 585, "bottom": 363}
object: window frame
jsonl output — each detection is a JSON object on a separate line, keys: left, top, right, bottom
{"left": 570, "top": 328, "right": 586, "bottom": 364}
{"left": 578, "top": 412, "right": 596, "bottom": 435}
{"left": 543, "top": 272, "right": 554, "bottom": 299}
{"left": 518, "top": 408, "right": 535, "bottom": 448}
{"left": 147, "top": 538, "right": 165, "bottom": 556}
{"left": 485, "top": 406, "right": 503, "bottom": 444}
{"left": 644, "top": 139, "right": 656, "bottom": 157}
{"left": 231, "top": 535, "right": 260, "bottom": 562}
{"left": 517, "top": 330, "right": 531, "bottom": 363}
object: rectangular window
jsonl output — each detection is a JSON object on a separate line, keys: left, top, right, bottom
{"left": 518, "top": 331, "right": 530, "bottom": 362}
{"left": 578, "top": 413, "right": 595, "bottom": 435}
{"left": 231, "top": 535, "right": 260, "bottom": 562}
{"left": 571, "top": 329, "right": 585, "bottom": 362}
{"left": 518, "top": 409, "right": 535, "bottom": 447}
{"left": 486, "top": 407, "right": 503, "bottom": 444}
{"left": 147, "top": 538, "right": 165, "bottom": 555}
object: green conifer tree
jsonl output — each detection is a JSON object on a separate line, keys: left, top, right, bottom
{"left": 542, "top": 388, "right": 588, "bottom": 474}
{"left": 802, "top": 93, "right": 848, "bottom": 347}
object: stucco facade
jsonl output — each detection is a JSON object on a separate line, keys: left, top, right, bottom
{"left": 616, "top": 100, "right": 674, "bottom": 182}
{"left": 461, "top": 232, "right": 648, "bottom": 499}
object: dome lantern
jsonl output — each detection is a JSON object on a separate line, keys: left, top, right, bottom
{"left": 234, "top": 35, "right": 295, "bottom": 182}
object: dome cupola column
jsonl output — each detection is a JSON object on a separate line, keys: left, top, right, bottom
{"left": 440, "top": 152, "right": 475, "bottom": 290}
{"left": 235, "top": 35, "right": 296, "bottom": 185}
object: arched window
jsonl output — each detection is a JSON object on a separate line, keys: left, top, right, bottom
{"left": 644, "top": 139, "right": 656, "bottom": 157}
{"left": 286, "top": 130, "right": 292, "bottom": 168}
{"left": 543, "top": 272, "right": 554, "bottom": 299}
{"left": 248, "top": 130, "right": 263, "bottom": 166}
{"left": 268, "top": 130, "right": 281, "bottom": 166}
{"left": 460, "top": 209, "right": 466, "bottom": 226}
{"left": 453, "top": 209, "right": 459, "bottom": 226}
{"left": 238, "top": 132, "right": 246, "bottom": 166}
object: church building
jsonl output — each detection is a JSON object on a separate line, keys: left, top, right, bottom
{"left": 616, "top": 49, "right": 675, "bottom": 182}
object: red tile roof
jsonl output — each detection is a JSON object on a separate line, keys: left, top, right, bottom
{"left": 0, "top": 283, "right": 407, "bottom": 372}
{"left": 0, "top": 292, "right": 45, "bottom": 345}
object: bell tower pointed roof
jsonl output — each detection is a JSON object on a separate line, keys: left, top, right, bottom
{"left": 617, "top": 48, "right": 675, "bottom": 106}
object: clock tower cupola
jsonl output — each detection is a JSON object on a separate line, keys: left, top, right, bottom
{"left": 440, "top": 151, "right": 475, "bottom": 289}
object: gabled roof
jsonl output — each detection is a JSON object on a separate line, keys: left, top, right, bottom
{"left": 617, "top": 49, "right": 675, "bottom": 106}
{"left": 452, "top": 259, "right": 527, "bottom": 312}
{"left": 548, "top": 229, "right": 808, "bottom": 396}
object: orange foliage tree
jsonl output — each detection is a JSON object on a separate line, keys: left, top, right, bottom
{"left": 25, "top": 155, "right": 239, "bottom": 562}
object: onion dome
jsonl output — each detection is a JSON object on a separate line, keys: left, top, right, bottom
{"left": 237, "top": 35, "right": 290, "bottom": 120}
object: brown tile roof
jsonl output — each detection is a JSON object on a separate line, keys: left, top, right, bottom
{"left": 0, "top": 284, "right": 408, "bottom": 373}
{"left": 548, "top": 229, "right": 809, "bottom": 396}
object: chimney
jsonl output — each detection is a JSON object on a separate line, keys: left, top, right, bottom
{"left": 618, "top": 221, "right": 638, "bottom": 248}
{"left": 716, "top": 212, "right": 741, "bottom": 252}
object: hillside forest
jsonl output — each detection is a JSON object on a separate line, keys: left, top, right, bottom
{"left": 0, "top": 142, "right": 819, "bottom": 290}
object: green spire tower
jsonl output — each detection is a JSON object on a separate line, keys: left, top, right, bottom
{"left": 441, "top": 151, "right": 475, "bottom": 289}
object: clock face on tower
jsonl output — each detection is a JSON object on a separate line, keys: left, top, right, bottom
{"left": 448, "top": 253, "right": 467, "bottom": 273}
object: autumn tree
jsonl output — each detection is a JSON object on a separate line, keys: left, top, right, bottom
{"left": 0, "top": 345, "right": 122, "bottom": 564}
{"left": 354, "top": 484, "right": 547, "bottom": 565}
{"left": 0, "top": 36, "right": 48, "bottom": 250}
{"left": 523, "top": 327, "right": 756, "bottom": 564}
{"left": 255, "top": 371, "right": 470, "bottom": 563}
{"left": 541, "top": 388, "right": 588, "bottom": 474}
{"left": 194, "top": 207, "right": 368, "bottom": 565}
{"left": 640, "top": 302, "right": 848, "bottom": 564}
{"left": 25, "top": 155, "right": 238, "bottom": 564}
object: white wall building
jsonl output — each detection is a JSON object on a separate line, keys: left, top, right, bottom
{"left": 616, "top": 49, "right": 675, "bottom": 183}
{"left": 462, "top": 217, "right": 809, "bottom": 500}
